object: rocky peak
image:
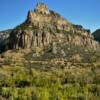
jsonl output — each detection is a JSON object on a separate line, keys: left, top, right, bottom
{"left": 26, "top": 4, "right": 50, "bottom": 24}
{"left": 35, "top": 3, "right": 50, "bottom": 14}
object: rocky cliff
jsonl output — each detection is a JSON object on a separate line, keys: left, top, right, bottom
{"left": 0, "top": 29, "right": 12, "bottom": 53}
{"left": 0, "top": 3, "right": 100, "bottom": 59}
{"left": 92, "top": 29, "right": 100, "bottom": 42}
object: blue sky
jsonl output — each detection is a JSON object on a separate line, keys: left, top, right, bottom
{"left": 0, "top": 0, "right": 100, "bottom": 32}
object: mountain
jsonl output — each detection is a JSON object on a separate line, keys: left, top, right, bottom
{"left": 0, "top": 3, "right": 99, "bottom": 63}
{"left": 92, "top": 29, "right": 100, "bottom": 42}
{"left": 8, "top": 3, "right": 99, "bottom": 51}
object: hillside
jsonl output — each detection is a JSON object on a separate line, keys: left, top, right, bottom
{"left": 0, "top": 3, "right": 100, "bottom": 100}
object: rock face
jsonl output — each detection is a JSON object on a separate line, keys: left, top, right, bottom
{"left": 92, "top": 29, "right": 100, "bottom": 42}
{"left": 0, "top": 29, "right": 12, "bottom": 53}
{"left": 9, "top": 29, "right": 51, "bottom": 49}
{"left": 0, "top": 3, "right": 100, "bottom": 56}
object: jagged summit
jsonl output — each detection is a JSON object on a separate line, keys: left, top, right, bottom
{"left": 26, "top": 3, "right": 70, "bottom": 28}
{"left": 35, "top": 3, "right": 50, "bottom": 14}
{"left": 0, "top": 3, "right": 100, "bottom": 58}
{"left": 27, "top": 3, "right": 50, "bottom": 23}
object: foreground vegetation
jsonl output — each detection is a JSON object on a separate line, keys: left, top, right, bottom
{"left": 0, "top": 60, "right": 100, "bottom": 100}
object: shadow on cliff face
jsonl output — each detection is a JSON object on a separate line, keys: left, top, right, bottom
{"left": 0, "top": 29, "right": 12, "bottom": 53}
{"left": 0, "top": 38, "right": 9, "bottom": 53}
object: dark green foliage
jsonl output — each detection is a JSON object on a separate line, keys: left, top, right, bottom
{"left": 50, "top": 10, "right": 61, "bottom": 18}
{"left": 15, "top": 80, "right": 30, "bottom": 88}
{"left": 3, "top": 59, "right": 12, "bottom": 65}
{"left": 73, "top": 24, "right": 83, "bottom": 29}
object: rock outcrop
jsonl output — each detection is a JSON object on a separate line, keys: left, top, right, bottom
{"left": 92, "top": 29, "right": 100, "bottom": 42}
{"left": 9, "top": 29, "right": 51, "bottom": 49}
